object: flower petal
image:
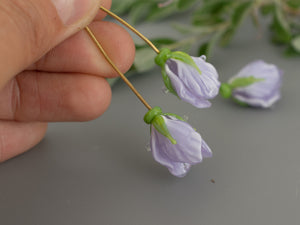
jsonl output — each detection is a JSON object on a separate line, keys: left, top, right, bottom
{"left": 201, "top": 139, "right": 213, "bottom": 158}
{"left": 165, "top": 57, "right": 220, "bottom": 108}
{"left": 150, "top": 126, "right": 191, "bottom": 177}
{"left": 230, "top": 60, "right": 283, "bottom": 107}
{"left": 166, "top": 67, "right": 212, "bottom": 108}
{"left": 160, "top": 117, "right": 204, "bottom": 164}
{"left": 168, "top": 163, "right": 191, "bottom": 178}
{"left": 233, "top": 90, "right": 281, "bottom": 108}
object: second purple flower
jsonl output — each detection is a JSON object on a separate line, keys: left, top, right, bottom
{"left": 155, "top": 48, "right": 221, "bottom": 108}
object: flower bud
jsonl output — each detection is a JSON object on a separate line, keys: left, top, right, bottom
{"left": 222, "top": 60, "right": 283, "bottom": 108}
{"left": 145, "top": 107, "right": 212, "bottom": 177}
{"left": 155, "top": 49, "right": 221, "bottom": 108}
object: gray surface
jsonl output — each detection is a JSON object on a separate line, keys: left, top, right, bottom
{"left": 1, "top": 20, "right": 300, "bottom": 225}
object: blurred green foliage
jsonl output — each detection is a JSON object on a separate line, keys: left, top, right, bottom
{"left": 110, "top": 0, "right": 300, "bottom": 74}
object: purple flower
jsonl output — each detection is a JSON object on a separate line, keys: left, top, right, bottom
{"left": 228, "top": 60, "right": 283, "bottom": 108}
{"left": 165, "top": 56, "right": 221, "bottom": 108}
{"left": 145, "top": 107, "right": 212, "bottom": 177}
{"left": 155, "top": 49, "right": 221, "bottom": 108}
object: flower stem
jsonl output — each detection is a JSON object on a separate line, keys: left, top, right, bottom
{"left": 85, "top": 26, "right": 152, "bottom": 110}
{"left": 100, "top": 6, "right": 160, "bottom": 54}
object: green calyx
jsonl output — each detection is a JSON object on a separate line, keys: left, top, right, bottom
{"left": 170, "top": 51, "right": 202, "bottom": 75}
{"left": 220, "top": 83, "right": 232, "bottom": 99}
{"left": 161, "top": 69, "right": 177, "bottom": 96}
{"left": 144, "top": 107, "right": 163, "bottom": 124}
{"left": 152, "top": 116, "right": 177, "bottom": 145}
{"left": 155, "top": 48, "right": 202, "bottom": 75}
{"left": 233, "top": 98, "right": 249, "bottom": 107}
{"left": 163, "top": 113, "right": 185, "bottom": 122}
{"left": 156, "top": 48, "right": 203, "bottom": 95}
{"left": 220, "top": 76, "right": 265, "bottom": 99}
{"left": 144, "top": 107, "right": 177, "bottom": 145}
{"left": 155, "top": 48, "right": 172, "bottom": 67}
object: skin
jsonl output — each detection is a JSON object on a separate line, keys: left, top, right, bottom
{"left": 0, "top": 0, "right": 135, "bottom": 162}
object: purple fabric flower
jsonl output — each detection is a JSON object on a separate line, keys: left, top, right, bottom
{"left": 229, "top": 60, "right": 283, "bottom": 108}
{"left": 165, "top": 56, "right": 220, "bottom": 108}
{"left": 150, "top": 115, "right": 212, "bottom": 177}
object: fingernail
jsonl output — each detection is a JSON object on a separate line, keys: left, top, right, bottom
{"left": 51, "top": 0, "right": 98, "bottom": 25}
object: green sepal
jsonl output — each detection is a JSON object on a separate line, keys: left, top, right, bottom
{"left": 219, "top": 83, "right": 232, "bottom": 99}
{"left": 233, "top": 98, "right": 249, "bottom": 107}
{"left": 152, "top": 116, "right": 177, "bottom": 145}
{"left": 155, "top": 48, "right": 172, "bottom": 67}
{"left": 155, "top": 48, "right": 202, "bottom": 75}
{"left": 229, "top": 76, "right": 264, "bottom": 89}
{"left": 144, "top": 107, "right": 178, "bottom": 145}
{"left": 144, "top": 107, "right": 162, "bottom": 124}
{"left": 163, "top": 113, "right": 185, "bottom": 121}
{"left": 161, "top": 69, "right": 177, "bottom": 96}
{"left": 170, "top": 51, "right": 202, "bottom": 75}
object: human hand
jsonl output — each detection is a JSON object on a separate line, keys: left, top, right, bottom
{"left": 0, "top": 0, "right": 135, "bottom": 162}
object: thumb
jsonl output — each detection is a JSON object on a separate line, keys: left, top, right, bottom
{"left": 0, "top": 0, "right": 102, "bottom": 88}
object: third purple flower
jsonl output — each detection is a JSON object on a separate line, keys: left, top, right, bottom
{"left": 220, "top": 60, "right": 283, "bottom": 108}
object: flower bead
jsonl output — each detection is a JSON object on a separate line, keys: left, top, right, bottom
{"left": 155, "top": 48, "right": 221, "bottom": 108}
{"left": 144, "top": 107, "right": 212, "bottom": 177}
{"left": 220, "top": 60, "right": 283, "bottom": 108}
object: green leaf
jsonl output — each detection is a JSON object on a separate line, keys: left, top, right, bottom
{"left": 284, "top": 46, "right": 300, "bottom": 57}
{"left": 173, "top": 23, "right": 216, "bottom": 35}
{"left": 291, "top": 35, "right": 300, "bottom": 52}
{"left": 220, "top": 1, "right": 253, "bottom": 46}
{"left": 194, "top": 0, "right": 234, "bottom": 15}
{"left": 198, "top": 42, "right": 209, "bottom": 57}
{"left": 219, "top": 27, "right": 235, "bottom": 46}
{"left": 231, "top": 1, "right": 253, "bottom": 27}
{"left": 147, "top": 2, "right": 178, "bottom": 21}
{"left": 111, "top": 0, "right": 137, "bottom": 14}
{"left": 136, "top": 38, "right": 176, "bottom": 50}
{"left": 260, "top": 3, "right": 275, "bottom": 16}
{"left": 286, "top": 0, "right": 300, "bottom": 8}
{"left": 192, "top": 0, "right": 235, "bottom": 26}
{"left": 193, "top": 16, "right": 225, "bottom": 26}
{"left": 198, "top": 31, "right": 222, "bottom": 58}
{"left": 270, "top": 4, "right": 292, "bottom": 44}
{"left": 128, "top": 2, "right": 152, "bottom": 24}
{"left": 177, "top": 0, "right": 198, "bottom": 10}
{"left": 229, "top": 76, "right": 264, "bottom": 89}
{"left": 150, "top": 38, "right": 177, "bottom": 47}
{"left": 134, "top": 47, "right": 157, "bottom": 73}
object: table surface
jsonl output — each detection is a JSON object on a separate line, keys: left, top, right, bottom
{"left": 1, "top": 18, "right": 300, "bottom": 225}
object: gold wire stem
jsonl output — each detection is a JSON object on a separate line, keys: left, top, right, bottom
{"left": 100, "top": 6, "right": 160, "bottom": 54}
{"left": 85, "top": 26, "right": 152, "bottom": 110}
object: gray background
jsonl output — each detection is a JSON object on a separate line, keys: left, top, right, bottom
{"left": 1, "top": 18, "right": 300, "bottom": 225}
